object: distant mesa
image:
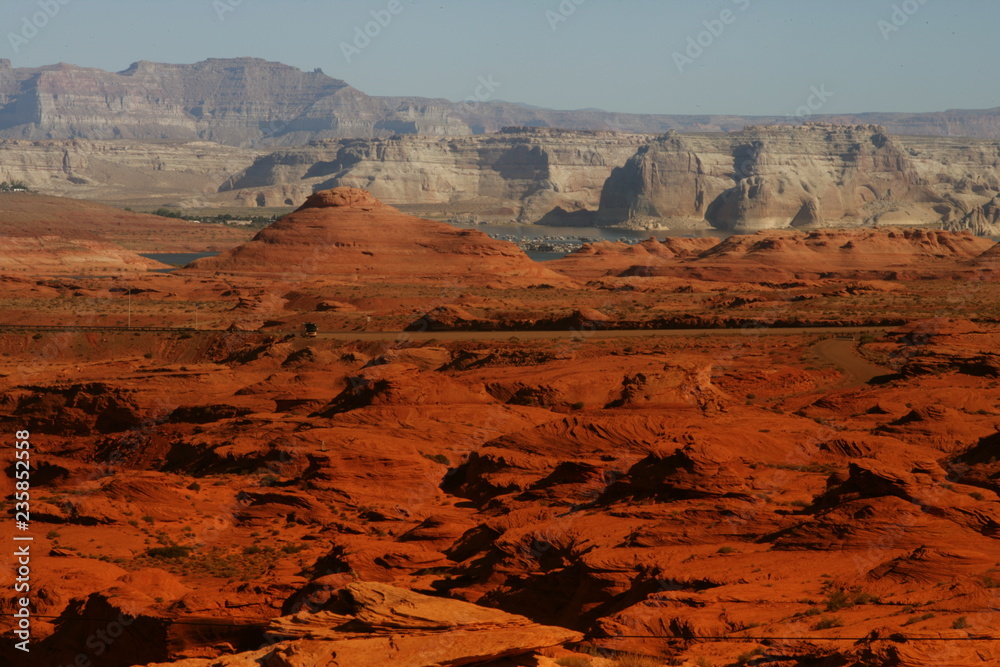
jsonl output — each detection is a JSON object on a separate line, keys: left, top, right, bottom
{"left": 1, "top": 58, "right": 1000, "bottom": 146}
{"left": 597, "top": 124, "right": 944, "bottom": 231}
{"left": 187, "top": 187, "right": 571, "bottom": 285}
{"left": 224, "top": 122, "right": 1000, "bottom": 233}
{"left": 0, "top": 58, "right": 995, "bottom": 233}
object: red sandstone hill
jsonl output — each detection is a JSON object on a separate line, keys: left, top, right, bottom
{"left": 700, "top": 228, "right": 991, "bottom": 264}
{"left": 548, "top": 237, "right": 718, "bottom": 280}
{"left": 0, "top": 193, "right": 255, "bottom": 274}
{"left": 974, "top": 241, "right": 1000, "bottom": 266}
{"left": 0, "top": 193, "right": 174, "bottom": 240}
{"left": 0, "top": 236, "right": 167, "bottom": 274}
{"left": 0, "top": 192, "right": 248, "bottom": 252}
{"left": 186, "top": 187, "right": 571, "bottom": 285}
{"left": 0, "top": 194, "right": 181, "bottom": 273}
{"left": 549, "top": 228, "right": 995, "bottom": 282}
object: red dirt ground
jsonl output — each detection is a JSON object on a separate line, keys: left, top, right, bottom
{"left": 1, "top": 190, "right": 999, "bottom": 666}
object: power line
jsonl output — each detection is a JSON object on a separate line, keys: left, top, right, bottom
{"left": 603, "top": 635, "right": 1000, "bottom": 642}
{"left": 4, "top": 615, "right": 999, "bottom": 641}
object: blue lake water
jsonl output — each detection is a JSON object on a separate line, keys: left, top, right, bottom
{"left": 451, "top": 223, "right": 729, "bottom": 243}
{"left": 138, "top": 225, "right": 731, "bottom": 268}
{"left": 452, "top": 224, "right": 732, "bottom": 261}
{"left": 140, "top": 252, "right": 220, "bottom": 271}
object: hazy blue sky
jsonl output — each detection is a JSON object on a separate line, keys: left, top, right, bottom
{"left": 1, "top": 0, "right": 994, "bottom": 116}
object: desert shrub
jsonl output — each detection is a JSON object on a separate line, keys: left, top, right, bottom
{"left": 812, "top": 616, "right": 843, "bottom": 630}
{"left": 555, "top": 658, "right": 591, "bottom": 667}
{"left": 902, "top": 612, "right": 935, "bottom": 626}
{"left": 824, "top": 586, "right": 878, "bottom": 611}
{"left": 852, "top": 590, "right": 879, "bottom": 605}
{"left": 611, "top": 654, "right": 665, "bottom": 667}
{"left": 969, "top": 491, "right": 985, "bottom": 501}
{"left": 717, "top": 546, "right": 738, "bottom": 554}
{"left": 152, "top": 208, "right": 185, "bottom": 219}
{"left": 952, "top": 616, "right": 968, "bottom": 629}
{"left": 129, "top": 545, "right": 281, "bottom": 579}
{"left": 421, "top": 452, "right": 450, "bottom": 465}
{"left": 824, "top": 588, "right": 852, "bottom": 611}
{"left": 147, "top": 546, "right": 191, "bottom": 559}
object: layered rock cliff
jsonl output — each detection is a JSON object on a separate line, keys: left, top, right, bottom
{"left": 946, "top": 195, "right": 1000, "bottom": 236}
{"left": 1, "top": 58, "right": 999, "bottom": 146}
{"left": 596, "top": 124, "right": 1000, "bottom": 231}
{"left": 0, "top": 58, "right": 470, "bottom": 147}
{"left": 225, "top": 124, "right": 1000, "bottom": 231}
{"left": 0, "top": 139, "right": 259, "bottom": 206}
{"left": 3, "top": 122, "right": 998, "bottom": 233}
{"left": 220, "top": 128, "right": 651, "bottom": 223}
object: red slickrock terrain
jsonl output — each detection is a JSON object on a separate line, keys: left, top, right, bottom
{"left": 2, "top": 321, "right": 1000, "bottom": 666}
{"left": 3, "top": 192, "right": 1000, "bottom": 665}
{"left": 142, "top": 581, "right": 582, "bottom": 666}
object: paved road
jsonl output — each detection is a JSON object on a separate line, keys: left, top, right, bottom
{"left": 308, "top": 326, "right": 893, "bottom": 342}
{"left": 1, "top": 324, "right": 893, "bottom": 341}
